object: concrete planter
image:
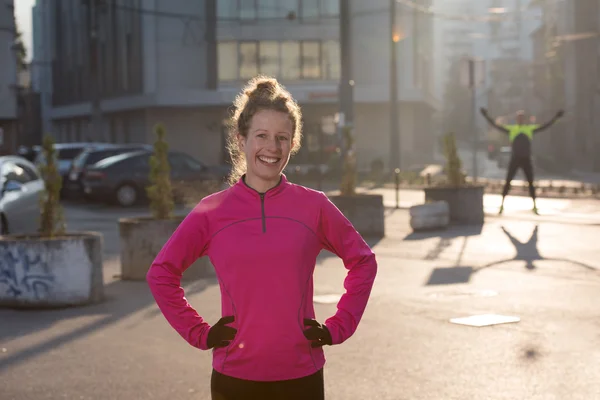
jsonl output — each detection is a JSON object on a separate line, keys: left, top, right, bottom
{"left": 0, "top": 232, "right": 104, "bottom": 308}
{"left": 118, "top": 216, "right": 215, "bottom": 281}
{"left": 409, "top": 201, "right": 450, "bottom": 231}
{"left": 424, "top": 185, "right": 485, "bottom": 225}
{"left": 328, "top": 194, "right": 385, "bottom": 238}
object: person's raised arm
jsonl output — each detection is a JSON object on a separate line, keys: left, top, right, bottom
{"left": 317, "top": 192, "right": 378, "bottom": 345}
{"left": 146, "top": 202, "right": 214, "bottom": 350}
{"left": 534, "top": 110, "right": 564, "bottom": 133}
{"left": 480, "top": 108, "right": 510, "bottom": 133}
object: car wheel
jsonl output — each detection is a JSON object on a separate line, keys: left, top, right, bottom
{"left": 0, "top": 214, "right": 8, "bottom": 235}
{"left": 115, "top": 183, "right": 138, "bottom": 207}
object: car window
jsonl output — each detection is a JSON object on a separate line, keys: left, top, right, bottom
{"left": 86, "top": 150, "right": 123, "bottom": 165}
{"left": 122, "top": 155, "right": 149, "bottom": 170}
{"left": 17, "top": 163, "right": 40, "bottom": 181}
{"left": 1, "top": 162, "right": 35, "bottom": 184}
{"left": 169, "top": 153, "right": 205, "bottom": 172}
{"left": 72, "top": 151, "right": 90, "bottom": 169}
{"left": 58, "top": 148, "right": 85, "bottom": 160}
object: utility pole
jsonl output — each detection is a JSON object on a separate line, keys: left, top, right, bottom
{"left": 469, "top": 59, "right": 478, "bottom": 182}
{"left": 87, "top": 0, "right": 104, "bottom": 141}
{"left": 338, "top": 0, "right": 354, "bottom": 165}
{"left": 389, "top": 0, "right": 400, "bottom": 171}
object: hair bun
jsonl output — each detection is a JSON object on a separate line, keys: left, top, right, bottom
{"left": 245, "top": 77, "right": 278, "bottom": 99}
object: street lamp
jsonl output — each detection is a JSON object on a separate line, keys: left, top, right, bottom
{"left": 389, "top": 0, "right": 400, "bottom": 172}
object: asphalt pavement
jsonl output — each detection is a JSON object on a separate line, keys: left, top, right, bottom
{"left": 1, "top": 192, "right": 599, "bottom": 399}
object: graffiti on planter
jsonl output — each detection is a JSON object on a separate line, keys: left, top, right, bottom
{"left": 0, "top": 247, "right": 55, "bottom": 299}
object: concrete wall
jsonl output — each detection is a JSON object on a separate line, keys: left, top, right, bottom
{"left": 0, "top": 234, "right": 104, "bottom": 307}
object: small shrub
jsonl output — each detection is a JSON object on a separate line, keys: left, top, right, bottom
{"left": 146, "top": 124, "right": 174, "bottom": 220}
{"left": 442, "top": 133, "right": 466, "bottom": 187}
{"left": 38, "top": 135, "right": 65, "bottom": 237}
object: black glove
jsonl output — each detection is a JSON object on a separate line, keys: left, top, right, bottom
{"left": 556, "top": 110, "right": 565, "bottom": 118}
{"left": 303, "top": 319, "right": 333, "bottom": 348}
{"left": 207, "top": 316, "right": 237, "bottom": 349}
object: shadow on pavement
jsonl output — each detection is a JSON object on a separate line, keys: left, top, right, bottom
{"left": 421, "top": 224, "right": 597, "bottom": 285}
{"left": 403, "top": 225, "right": 483, "bottom": 262}
{"left": 475, "top": 224, "right": 596, "bottom": 273}
{"left": 0, "top": 275, "right": 217, "bottom": 373}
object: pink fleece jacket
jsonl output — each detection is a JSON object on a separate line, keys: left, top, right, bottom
{"left": 146, "top": 175, "right": 377, "bottom": 382}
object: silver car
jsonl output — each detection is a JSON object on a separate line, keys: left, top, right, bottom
{"left": 0, "top": 156, "right": 45, "bottom": 235}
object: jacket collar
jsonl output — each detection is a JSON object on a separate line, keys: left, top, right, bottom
{"left": 234, "top": 173, "right": 290, "bottom": 198}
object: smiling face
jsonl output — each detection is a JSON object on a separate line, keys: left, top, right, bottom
{"left": 239, "top": 109, "right": 295, "bottom": 192}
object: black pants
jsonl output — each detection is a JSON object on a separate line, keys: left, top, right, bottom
{"left": 503, "top": 156, "right": 536, "bottom": 199}
{"left": 211, "top": 368, "right": 325, "bottom": 400}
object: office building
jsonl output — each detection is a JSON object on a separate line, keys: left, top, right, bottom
{"left": 37, "top": 0, "right": 437, "bottom": 170}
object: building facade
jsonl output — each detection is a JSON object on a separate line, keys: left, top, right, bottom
{"left": 31, "top": 0, "right": 54, "bottom": 136}
{"left": 0, "top": 0, "right": 18, "bottom": 154}
{"left": 434, "top": 0, "right": 541, "bottom": 134}
{"left": 38, "top": 0, "right": 437, "bottom": 171}
{"left": 530, "top": 0, "right": 600, "bottom": 173}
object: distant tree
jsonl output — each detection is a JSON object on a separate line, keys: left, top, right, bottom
{"left": 13, "top": 18, "right": 27, "bottom": 72}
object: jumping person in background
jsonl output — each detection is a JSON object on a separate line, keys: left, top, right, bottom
{"left": 480, "top": 108, "right": 564, "bottom": 215}
{"left": 146, "top": 76, "right": 378, "bottom": 400}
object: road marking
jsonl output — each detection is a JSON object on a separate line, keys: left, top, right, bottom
{"left": 449, "top": 314, "right": 520, "bottom": 327}
{"left": 313, "top": 294, "right": 342, "bottom": 304}
{"left": 428, "top": 289, "right": 498, "bottom": 299}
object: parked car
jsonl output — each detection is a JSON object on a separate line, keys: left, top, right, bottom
{"left": 0, "top": 156, "right": 45, "bottom": 235}
{"left": 81, "top": 150, "right": 230, "bottom": 207}
{"left": 64, "top": 143, "right": 152, "bottom": 197}
{"left": 17, "top": 145, "right": 41, "bottom": 162}
{"left": 33, "top": 142, "right": 97, "bottom": 178}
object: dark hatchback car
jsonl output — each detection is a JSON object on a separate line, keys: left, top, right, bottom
{"left": 81, "top": 150, "right": 230, "bottom": 207}
{"left": 64, "top": 143, "right": 152, "bottom": 197}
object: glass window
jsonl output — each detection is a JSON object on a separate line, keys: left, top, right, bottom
{"left": 239, "top": 42, "right": 259, "bottom": 79}
{"left": 321, "top": 40, "right": 340, "bottom": 80}
{"left": 301, "top": 0, "right": 320, "bottom": 19}
{"left": 169, "top": 154, "right": 205, "bottom": 172}
{"left": 320, "top": 0, "right": 338, "bottom": 17}
{"left": 122, "top": 154, "right": 149, "bottom": 170}
{"left": 72, "top": 151, "right": 90, "bottom": 169}
{"left": 240, "top": 0, "right": 256, "bottom": 20}
{"left": 301, "top": 41, "right": 321, "bottom": 78}
{"left": 258, "top": 0, "right": 278, "bottom": 18}
{"left": 181, "top": 154, "right": 206, "bottom": 171}
{"left": 86, "top": 150, "right": 125, "bottom": 165}
{"left": 259, "top": 41, "right": 280, "bottom": 77}
{"left": 17, "top": 163, "right": 40, "bottom": 181}
{"left": 218, "top": 42, "right": 238, "bottom": 81}
{"left": 2, "top": 162, "right": 34, "bottom": 184}
{"left": 217, "top": 0, "right": 238, "bottom": 20}
{"left": 281, "top": 41, "right": 300, "bottom": 80}
{"left": 279, "top": 0, "right": 298, "bottom": 18}
{"left": 58, "top": 147, "right": 85, "bottom": 160}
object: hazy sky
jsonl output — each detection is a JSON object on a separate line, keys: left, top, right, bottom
{"left": 15, "top": 0, "right": 35, "bottom": 62}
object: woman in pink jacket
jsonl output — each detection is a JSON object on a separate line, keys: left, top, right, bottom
{"left": 147, "top": 76, "right": 378, "bottom": 400}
